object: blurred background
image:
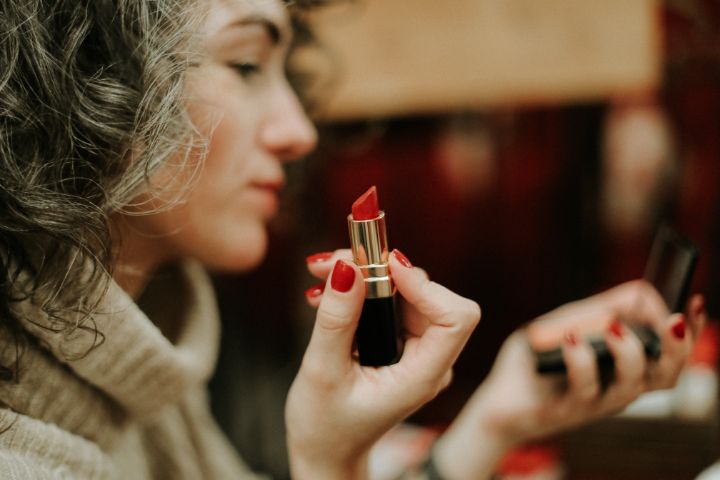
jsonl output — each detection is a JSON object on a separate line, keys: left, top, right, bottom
{"left": 209, "top": 1, "right": 720, "bottom": 478}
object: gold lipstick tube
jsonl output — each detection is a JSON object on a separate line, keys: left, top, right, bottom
{"left": 348, "top": 211, "right": 402, "bottom": 366}
{"left": 347, "top": 211, "right": 394, "bottom": 298}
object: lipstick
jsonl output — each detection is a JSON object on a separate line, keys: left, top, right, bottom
{"left": 348, "top": 186, "right": 403, "bottom": 366}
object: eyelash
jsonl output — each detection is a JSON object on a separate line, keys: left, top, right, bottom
{"left": 230, "top": 62, "right": 262, "bottom": 80}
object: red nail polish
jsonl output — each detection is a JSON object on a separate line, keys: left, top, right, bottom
{"left": 306, "top": 252, "right": 333, "bottom": 263}
{"left": 392, "top": 249, "right": 413, "bottom": 268}
{"left": 304, "top": 283, "right": 325, "bottom": 298}
{"left": 564, "top": 330, "right": 578, "bottom": 346}
{"left": 608, "top": 319, "right": 624, "bottom": 339}
{"left": 672, "top": 316, "right": 686, "bottom": 340}
{"left": 330, "top": 260, "right": 355, "bottom": 292}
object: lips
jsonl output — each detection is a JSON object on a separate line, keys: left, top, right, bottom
{"left": 248, "top": 178, "right": 284, "bottom": 216}
{"left": 251, "top": 178, "right": 284, "bottom": 192}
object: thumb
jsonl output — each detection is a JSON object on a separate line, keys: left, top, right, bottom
{"left": 303, "top": 260, "right": 365, "bottom": 381}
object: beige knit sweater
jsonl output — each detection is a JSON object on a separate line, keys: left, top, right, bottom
{"left": 0, "top": 261, "right": 266, "bottom": 479}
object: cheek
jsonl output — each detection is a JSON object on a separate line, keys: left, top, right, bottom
{"left": 191, "top": 84, "right": 258, "bottom": 185}
{"left": 184, "top": 81, "right": 260, "bottom": 220}
{"left": 138, "top": 71, "right": 271, "bottom": 270}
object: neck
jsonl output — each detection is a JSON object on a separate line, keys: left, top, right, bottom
{"left": 111, "top": 217, "right": 178, "bottom": 299}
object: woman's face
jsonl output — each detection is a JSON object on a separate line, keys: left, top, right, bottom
{"left": 121, "top": 0, "right": 317, "bottom": 272}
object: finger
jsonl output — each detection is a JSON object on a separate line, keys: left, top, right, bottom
{"left": 413, "top": 266, "right": 429, "bottom": 281}
{"left": 305, "top": 249, "right": 353, "bottom": 280}
{"left": 399, "top": 265, "right": 431, "bottom": 338}
{"left": 562, "top": 330, "right": 600, "bottom": 404}
{"left": 600, "top": 319, "right": 646, "bottom": 410}
{"left": 440, "top": 368, "right": 454, "bottom": 392}
{"left": 613, "top": 280, "right": 668, "bottom": 322}
{"left": 630, "top": 280, "right": 670, "bottom": 329}
{"left": 647, "top": 313, "right": 689, "bottom": 389}
{"left": 304, "top": 282, "right": 325, "bottom": 309}
{"left": 389, "top": 250, "right": 480, "bottom": 385}
{"left": 535, "top": 280, "right": 667, "bottom": 327}
{"left": 686, "top": 294, "right": 707, "bottom": 340}
{"left": 303, "top": 260, "right": 365, "bottom": 383}
{"left": 401, "top": 301, "right": 430, "bottom": 338}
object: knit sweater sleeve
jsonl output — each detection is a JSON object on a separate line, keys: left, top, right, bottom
{"left": 0, "top": 409, "right": 113, "bottom": 479}
{"left": 0, "top": 449, "right": 77, "bottom": 480}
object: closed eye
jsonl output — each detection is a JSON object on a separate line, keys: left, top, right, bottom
{"left": 231, "top": 62, "right": 262, "bottom": 79}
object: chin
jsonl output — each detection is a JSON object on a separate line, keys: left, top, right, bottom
{"left": 200, "top": 225, "right": 269, "bottom": 273}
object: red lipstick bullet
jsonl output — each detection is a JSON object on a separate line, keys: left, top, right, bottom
{"left": 351, "top": 186, "right": 380, "bottom": 220}
{"left": 348, "top": 186, "right": 403, "bottom": 366}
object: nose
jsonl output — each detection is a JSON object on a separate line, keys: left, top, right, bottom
{"left": 259, "top": 82, "right": 318, "bottom": 162}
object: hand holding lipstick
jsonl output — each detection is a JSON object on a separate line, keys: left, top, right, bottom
{"left": 286, "top": 249, "right": 480, "bottom": 480}
{"left": 290, "top": 187, "right": 705, "bottom": 480}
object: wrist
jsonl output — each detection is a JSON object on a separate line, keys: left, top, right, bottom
{"left": 431, "top": 389, "right": 515, "bottom": 479}
{"left": 288, "top": 444, "right": 368, "bottom": 480}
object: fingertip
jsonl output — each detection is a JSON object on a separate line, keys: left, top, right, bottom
{"left": 304, "top": 282, "right": 325, "bottom": 307}
{"left": 657, "top": 313, "right": 689, "bottom": 368}
{"left": 306, "top": 249, "right": 356, "bottom": 279}
{"left": 305, "top": 282, "right": 325, "bottom": 297}
{"left": 604, "top": 319, "right": 646, "bottom": 383}
{"left": 689, "top": 295, "right": 707, "bottom": 330}
{"left": 389, "top": 251, "right": 428, "bottom": 294}
{"left": 306, "top": 251, "right": 334, "bottom": 264}
{"left": 607, "top": 317, "right": 624, "bottom": 339}
{"left": 391, "top": 249, "right": 413, "bottom": 268}
{"left": 328, "top": 259, "right": 358, "bottom": 293}
{"left": 563, "top": 330, "right": 578, "bottom": 348}
{"left": 670, "top": 314, "right": 686, "bottom": 341}
{"left": 689, "top": 293, "right": 705, "bottom": 312}
{"left": 562, "top": 334, "right": 599, "bottom": 399}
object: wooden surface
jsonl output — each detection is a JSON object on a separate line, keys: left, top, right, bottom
{"left": 300, "top": 0, "right": 661, "bottom": 119}
{"left": 558, "top": 415, "right": 720, "bottom": 479}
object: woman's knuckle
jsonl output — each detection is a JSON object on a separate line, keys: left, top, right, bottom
{"left": 658, "top": 368, "right": 681, "bottom": 389}
{"left": 465, "top": 300, "right": 482, "bottom": 323}
{"left": 617, "top": 387, "right": 641, "bottom": 405}
{"left": 317, "top": 307, "right": 350, "bottom": 332}
{"left": 579, "top": 383, "right": 600, "bottom": 403}
{"left": 441, "top": 370, "right": 454, "bottom": 390}
{"left": 455, "top": 299, "right": 481, "bottom": 329}
{"left": 626, "top": 391, "right": 641, "bottom": 405}
{"left": 415, "top": 376, "right": 445, "bottom": 403}
{"left": 300, "top": 357, "right": 335, "bottom": 389}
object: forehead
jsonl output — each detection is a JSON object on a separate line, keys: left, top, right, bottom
{"left": 205, "top": 0, "right": 289, "bottom": 36}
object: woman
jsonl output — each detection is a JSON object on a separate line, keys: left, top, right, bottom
{"left": 0, "top": 0, "right": 706, "bottom": 478}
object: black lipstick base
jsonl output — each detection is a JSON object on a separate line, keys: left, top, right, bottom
{"left": 357, "top": 295, "right": 403, "bottom": 366}
{"left": 535, "top": 325, "right": 661, "bottom": 374}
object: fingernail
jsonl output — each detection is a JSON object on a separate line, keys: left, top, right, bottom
{"left": 392, "top": 249, "right": 413, "bottom": 268}
{"left": 564, "top": 330, "right": 578, "bottom": 346}
{"left": 330, "top": 260, "right": 355, "bottom": 292}
{"left": 306, "top": 252, "right": 333, "bottom": 263}
{"left": 608, "top": 318, "right": 624, "bottom": 339}
{"left": 672, "top": 315, "right": 686, "bottom": 340}
{"left": 304, "top": 283, "right": 325, "bottom": 299}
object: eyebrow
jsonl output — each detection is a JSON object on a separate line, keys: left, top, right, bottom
{"left": 228, "top": 16, "right": 282, "bottom": 45}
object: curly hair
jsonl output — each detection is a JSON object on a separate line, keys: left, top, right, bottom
{"left": 0, "top": 0, "right": 201, "bottom": 364}
{"left": 0, "top": 0, "right": 328, "bottom": 374}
